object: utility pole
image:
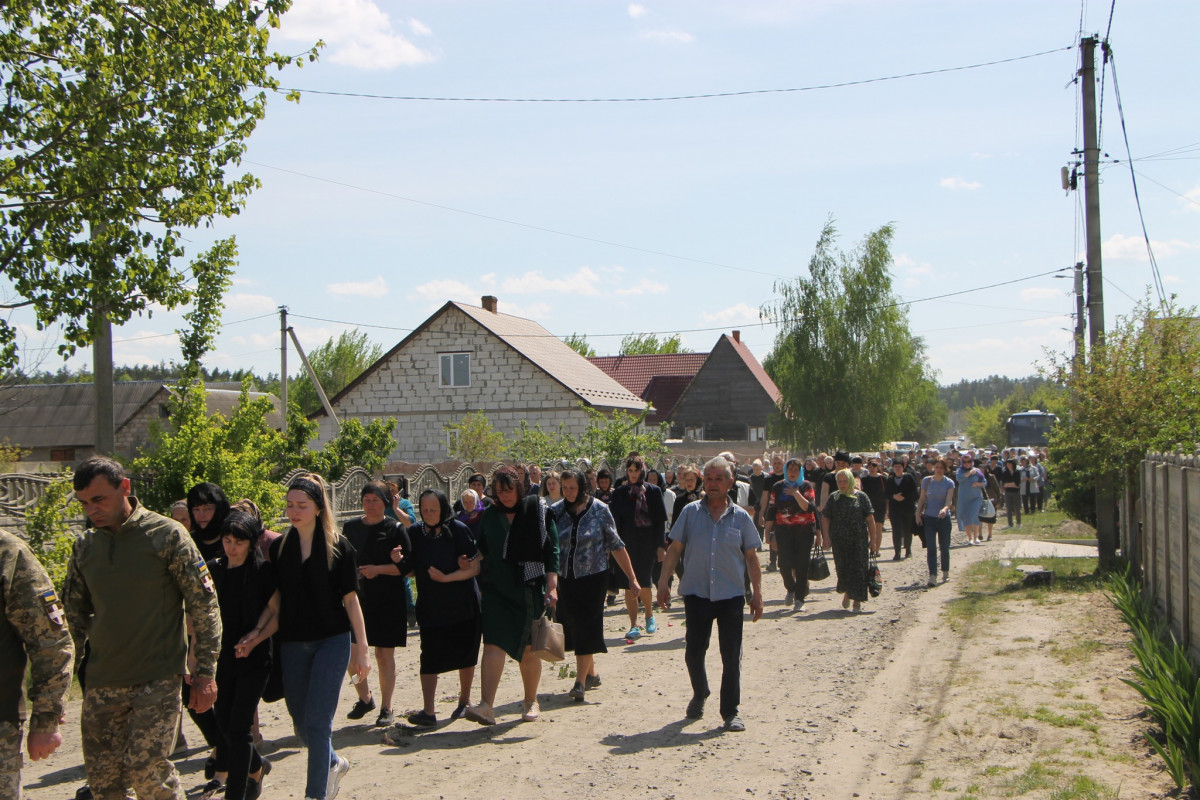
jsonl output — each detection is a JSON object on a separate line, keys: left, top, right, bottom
{"left": 1080, "top": 34, "right": 1116, "bottom": 566}
{"left": 279, "top": 306, "right": 288, "bottom": 414}
{"left": 1073, "top": 262, "right": 1086, "bottom": 363}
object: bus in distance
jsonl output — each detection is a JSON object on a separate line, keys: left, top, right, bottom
{"left": 1006, "top": 410, "right": 1058, "bottom": 448}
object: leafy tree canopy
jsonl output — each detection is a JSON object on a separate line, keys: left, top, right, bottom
{"left": 562, "top": 333, "right": 596, "bottom": 358}
{"left": 289, "top": 330, "right": 382, "bottom": 415}
{"left": 618, "top": 333, "right": 691, "bottom": 355}
{"left": 0, "top": 0, "right": 319, "bottom": 370}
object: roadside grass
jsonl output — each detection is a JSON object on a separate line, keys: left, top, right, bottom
{"left": 999, "top": 761, "right": 1119, "bottom": 799}
{"left": 945, "top": 557, "right": 1103, "bottom": 629}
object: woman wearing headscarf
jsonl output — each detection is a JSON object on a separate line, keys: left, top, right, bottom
{"left": 464, "top": 467, "right": 559, "bottom": 726}
{"left": 820, "top": 469, "right": 874, "bottom": 613}
{"left": 236, "top": 474, "right": 369, "bottom": 800}
{"left": 389, "top": 490, "right": 481, "bottom": 728}
{"left": 608, "top": 455, "right": 668, "bottom": 640}
{"left": 341, "top": 481, "right": 412, "bottom": 728}
{"left": 206, "top": 511, "right": 276, "bottom": 800}
{"left": 550, "top": 469, "right": 640, "bottom": 702}
{"left": 765, "top": 458, "right": 817, "bottom": 613}
{"left": 670, "top": 465, "right": 703, "bottom": 525}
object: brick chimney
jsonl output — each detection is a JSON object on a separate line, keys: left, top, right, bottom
{"left": 732, "top": 330, "right": 741, "bottom": 343}
{"left": 481, "top": 295, "right": 498, "bottom": 313}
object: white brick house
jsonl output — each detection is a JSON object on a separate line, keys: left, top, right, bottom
{"left": 312, "top": 297, "right": 647, "bottom": 463}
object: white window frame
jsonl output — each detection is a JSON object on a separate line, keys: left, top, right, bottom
{"left": 439, "top": 352, "right": 471, "bottom": 388}
{"left": 748, "top": 426, "right": 766, "bottom": 442}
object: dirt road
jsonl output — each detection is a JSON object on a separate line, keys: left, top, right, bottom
{"left": 21, "top": 536, "right": 1172, "bottom": 799}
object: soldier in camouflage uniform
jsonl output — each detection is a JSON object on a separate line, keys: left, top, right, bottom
{"left": 1, "top": 530, "right": 74, "bottom": 800}
{"left": 62, "top": 457, "right": 222, "bottom": 800}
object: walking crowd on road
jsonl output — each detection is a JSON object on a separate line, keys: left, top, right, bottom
{"left": 2, "top": 442, "right": 1051, "bottom": 800}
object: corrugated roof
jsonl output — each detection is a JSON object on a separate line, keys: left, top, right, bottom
{"left": 0, "top": 382, "right": 165, "bottom": 448}
{"left": 454, "top": 303, "right": 647, "bottom": 411}
{"left": 587, "top": 352, "right": 709, "bottom": 397}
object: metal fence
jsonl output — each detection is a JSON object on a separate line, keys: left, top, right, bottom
{"left": 1134, "top": 451, "right": 1200, "bottom": 660}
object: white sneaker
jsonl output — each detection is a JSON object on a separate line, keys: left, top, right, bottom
{"left": 327, "top": 755, "right": 350, "bottom": 800}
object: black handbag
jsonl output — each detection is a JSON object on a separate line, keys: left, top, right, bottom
{"left": 808, "top": 542, "right": 831, "bottom": 582}
{"left": 867, "top": 553, "right": 883, "bottom": 598}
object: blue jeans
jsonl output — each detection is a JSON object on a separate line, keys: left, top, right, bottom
{"left": 923, "top": 515, "right": 953, "bottom": 576}
{"left": 281, "top": 633, "right": 351, "bottom": 799}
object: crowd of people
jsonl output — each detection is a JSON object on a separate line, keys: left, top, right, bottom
{"left": 1, "top": 444, "right": 1052, "bottom": 800}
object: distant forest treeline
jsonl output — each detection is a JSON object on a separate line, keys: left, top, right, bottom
{"left": 938, "top": 375, "right": 1054, "bottom": 413}
{"left": 10, "top": 365, "right": 1051, "bottom": 416}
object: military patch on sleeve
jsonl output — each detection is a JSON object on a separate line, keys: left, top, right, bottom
{"left": 40, "top": 588, "right": 66, "bottom": 628}
{"left": 196, "top": 558, "right": 215, "bottom": 593}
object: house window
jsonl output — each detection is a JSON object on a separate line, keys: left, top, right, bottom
{"left": 440, "top": 353, "right": 471, "bottom": 387}
{"left": 50, "top": 448, "right": 75, "bottom": 462}
{"left": 684, "top": 426, "right": 704, "bottom": 440}
{"left": 748, "top": 426, "right": 766, "bottom": 442}
{"left": 446, "top": 429, "right": 459, "bottom": 454}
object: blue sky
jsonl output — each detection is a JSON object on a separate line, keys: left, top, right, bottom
{"left": 8, "top": 0, "right": 1199, "bottom": 385}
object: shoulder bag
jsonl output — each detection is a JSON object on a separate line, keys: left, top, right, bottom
{"left": 808, "top": 541, "right": 831, "bottom": 582}
{"left": 531, "top": 606, "right": 565, "bottom": 663}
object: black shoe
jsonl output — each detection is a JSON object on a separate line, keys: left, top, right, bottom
{"left": 347, "top": 697, "right": 376, "bottom": 720}
{"left": 199, "top": 779, "right": 224, "bottom": 800}
{"left": 375, "top": 708, "right": 394, "bottom": 727}
{"left": 203, "top": 756, "right": 217, "bottom": 780}
{"left": 246, "top": 775, "right": 263, "bottom": 800}
{"left": 75, "top": 787, "right": 93, "bottom": 800}
{"left": 585, "top": 674, "right": 602, "bottom": 690}
{"left": 450, "top": 701, "right": 468, "bottom": 720}
{"left": 893, "top": 553, "right": 902, "bottom": 561}
{"left": 686, "top": 693, "right": 709, "bottom": 719}
{"left": 723, "top": 714, "right": 746, "bottom": 732}
{"left": 569, "top": 682, "right": 585, "bottom": 702}
{"left": 407, "top": 710, "right": 437, "bottom": 728}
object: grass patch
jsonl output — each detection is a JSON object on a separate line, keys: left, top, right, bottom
{"left": 1047, "top": 773, "right": 1119, "bottom": 799}
{"left": 945, "top": 557, "right": 1103, "bottom": 628}
{"left": 930, "top": 776, "right": 948, "bottom": 790}
{"left": 1005, "top": 761, "right": 1061, "bottom": 794}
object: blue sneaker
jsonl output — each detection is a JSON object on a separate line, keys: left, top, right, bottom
{"left": 625, "top": 626, "right": 641, "bottom": 640}
{"left": 645, "top": 618, "right": 658, "bottom": 634}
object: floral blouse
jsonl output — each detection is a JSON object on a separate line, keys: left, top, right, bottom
{"left": 550, "top": 497, "right": 626, "bottom": 580}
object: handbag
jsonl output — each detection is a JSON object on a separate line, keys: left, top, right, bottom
{"left": 808, "top": 541, "right": 831, "bottom": 582}
{"left": 867, "top": 553, "right": 883, "bottom": 598}
{"left": 979, "top": 496, "right": 997, "bottom": 522}
{"left": 530, "top": 607, "right": 565, "bottom": 663}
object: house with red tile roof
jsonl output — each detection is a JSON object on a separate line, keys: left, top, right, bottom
{"left": 586, "top": 352, "right": 708, "bottom": 424}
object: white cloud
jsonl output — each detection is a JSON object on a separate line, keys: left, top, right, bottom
{"left": 641, "top": 30, "right": 694, "bottom": 43}
{"left": 1104, "top": 233, "right": 1197, "bottom": 262}
{"left": 328, "top": 275, "right": 388, "bottom": 297}
{"left": 614, "top": 279, "right": 668, "bottom": 296}
{"left": 895, "top": 253, "right": 933, "bottom": 276}
{"left": 499, "top": 268, "right": 601, "bottom": 296}
{"left": 939, "top": 176, "right": 982, "bottom": 191}
{"left": 408, "top": 18, "right": 431, "bottom": 37}
{"left": 413, "top": 279, "right": 477, "bottom": 303}
{"left": 628, "top": 3, "right": 648, "bottom": 19}
{"left": 700, "top": 302, "right": 761, "bottom": 325}
{"left": 498, "top": 301, "right": 551, "bottom": 321}
{"left": 278, "top": 0, "right": 436, "bottom": 70}
{"left": 1164, "top": 274, "right": 1184, "bottom": 285}
{"left": 1185, "top": 186, "right": 1200, "bottom": 212}
{"left": 225, "top": 293, "right": 278, "bottom": 314}
{"left": 1019, "top": 287, "right": 1063, "bottom": 303}
{"left": 230, "top": 276, "right": 258, "bottom": 287}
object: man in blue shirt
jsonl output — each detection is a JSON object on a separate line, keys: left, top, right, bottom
{"left": 657, "top": 457, "right": 762, "bottom": 732}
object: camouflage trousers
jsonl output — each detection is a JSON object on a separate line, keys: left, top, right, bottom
{"left": 81, "top": 677, "right": 183, "bottom": 800}
{"left": 0, "top": 721, "right": 21, "bottom": 800}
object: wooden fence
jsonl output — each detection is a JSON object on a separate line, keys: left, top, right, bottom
{"left": 1134, "top": 451, "right": 1200, "bottom": 660}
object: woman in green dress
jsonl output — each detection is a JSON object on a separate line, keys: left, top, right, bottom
{"left": 464, "top": 466, "right": 559, "bottom": 726}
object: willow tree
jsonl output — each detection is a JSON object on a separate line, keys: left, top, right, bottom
{"left": 762, "top": 219, "right": 941, "bottom": 452}
{"left": 0, "top": 0, "right": 320, "bottom": 370}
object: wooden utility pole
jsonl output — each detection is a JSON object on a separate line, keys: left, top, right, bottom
{"left": 1080, "top": 34, "right": 1117, "bottom": 566}
{"left": 279, "top": 306, "right": 288, "bottom": 414}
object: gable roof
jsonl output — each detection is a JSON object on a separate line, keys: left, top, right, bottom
{"left": 587, "top": 352, "right": 709, "bottom": 397}
{"left": 0, "top": 381, "right": 165, "bottom": 448}
{"left": 640, "top": 374, "right": 694, "bottom": 424}
{"left": 321, "top": 301, "right": 647, "bottom": 414}
{"left": 725, "top": 333, "right": 782, "bottom": 405}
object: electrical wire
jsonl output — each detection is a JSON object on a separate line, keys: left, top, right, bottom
{"left": 246, "top": 160, "right": 791, "bottom": 279}
{"left": 1132, "top": 169, "right": 1200, "bottom": 210}
{"left": 270, "top": 46, "right": 1073, "bottom": 104}
{"left": 1106, "top": 50, "right": 1168, "bottom": 306}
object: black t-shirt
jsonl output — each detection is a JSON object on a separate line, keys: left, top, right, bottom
{"left": 270, "top": 530, "right": 359, "bottom": 643}
{"left": 209, "top": 557, "right": 278, "bottom": 672}
{"left": 192, "top": 529, "right": 224, "bottom": 563}
{"left": 860, "top": 474, "right": 887, "bottom": 511}
{"left": 342, "top": 517, "right": 410, "bottom": 610}
{"left": 407, "top": 520, "right": 480, "bottom": 628}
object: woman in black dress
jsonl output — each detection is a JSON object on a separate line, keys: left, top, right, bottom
{"left": 820, "top": 469, "right": 874, "bottom": 613}
{"left": 860, "top": 459, "right": 888, "bottom": 558}
{"left": 608, "top": 455, "right": 667, "bottom": 640}
{"left": 389, "top": 490, "right": 481, "bottom": 729}
{"left": 341, "top": 481, "right": 411, "bottom": 728}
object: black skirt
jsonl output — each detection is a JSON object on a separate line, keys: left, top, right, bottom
{"left": 419, "top": 616, "right": 482, "bottom": 675}
{"left": 359, "top": 593, "right": 408, "bottom": 648}
{"left": 557, "top": 571, "right": 610, "bottom": 656}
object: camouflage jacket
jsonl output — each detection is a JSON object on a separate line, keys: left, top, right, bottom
{"left": 62, "top": 499, "right": 221, "bottom": 688}
{"left": 0, "top": 530, "right": 73, "bottom": 731}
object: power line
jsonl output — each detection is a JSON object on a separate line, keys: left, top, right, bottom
{"left": 271, "top": 46, "right": 1072, "bottom": 104}
{"left": 1132, "top": 169, "right": 1200, "bottom": 209}
{"left": 247, "top": 160, "right": 791, "bottom": 279}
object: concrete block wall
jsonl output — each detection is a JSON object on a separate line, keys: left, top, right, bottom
{"left": 314, "top": 306, "right": 596, "bottom": 462}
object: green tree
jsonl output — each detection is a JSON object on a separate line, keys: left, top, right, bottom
{"left": 0, "top": 0, "right": 319, "bottom": 371}
{"left": 618, "top": 333, "right": 692, "bottom": 355}
{"left": 445, "top": 411, "right": 507, "bottom": 463}
{"left": 562, "top": 333, "right": 596, "bottom": 358}
{"left": 963, "top": 383, "right": 1067, "bottom": 449}
{"left": 0, "top": 439, "right": 30, "bottom": 471}
{"left": 289, "top": 330, "right": 383, "bottom": 415}
{"left": 1046, "top": 299, "right": 1200, "bottom": 562}
{"left": 575, "top": 406, "right": 669, "bottom": 469}
{"left": 898, "top": 375, "right": 950, "bottom": 445}
{"left": 24, "top": 470, "right": 78, "bottom": 588}
{"left": 303, "top": 417, "right": 397, "bottom": 483}
{"left": 507, "top": 421, "right": 576, "bottom": 466}
{"left": 762, "top": 219, "right": 933, "bottom": 451}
